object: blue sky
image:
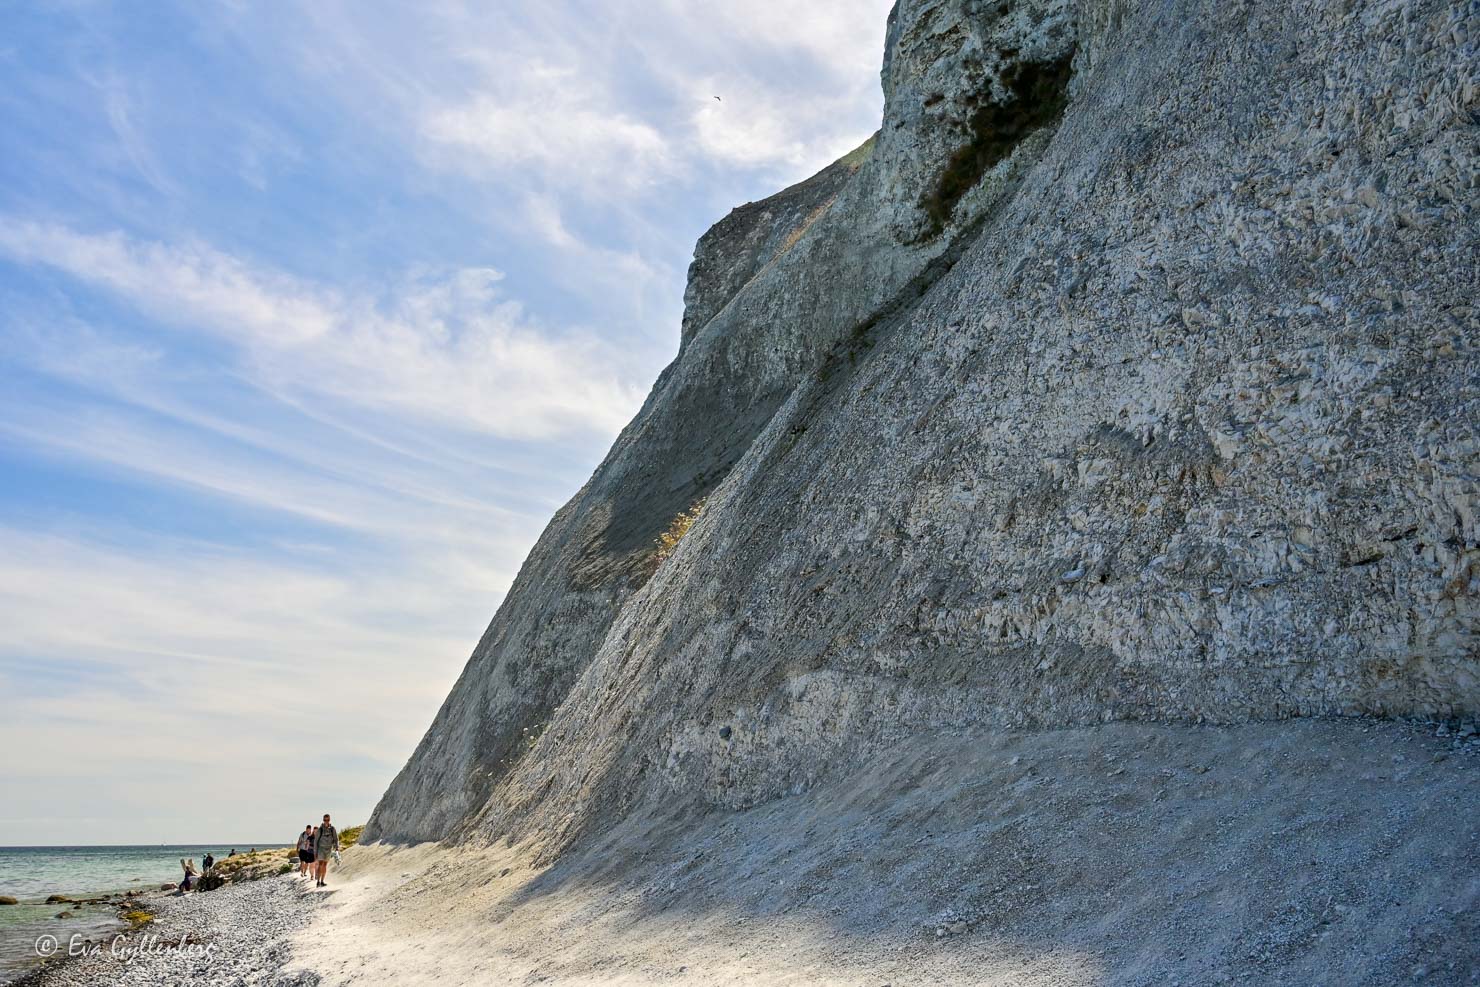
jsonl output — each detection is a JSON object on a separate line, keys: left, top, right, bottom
{"left": 0, "top": 0, "right": 892, "bottom": 845}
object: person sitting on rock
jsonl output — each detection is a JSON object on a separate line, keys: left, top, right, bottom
{"left": 178, "top": 858, "right": 198, "bottom": 892}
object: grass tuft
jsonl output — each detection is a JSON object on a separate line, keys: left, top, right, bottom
{"left": 654, "top": 499, "right": 707, "bottom": 566}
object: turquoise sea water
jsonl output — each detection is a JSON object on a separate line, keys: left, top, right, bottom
{"left": 0, "top": 844, "right": 271, "bottom": 984}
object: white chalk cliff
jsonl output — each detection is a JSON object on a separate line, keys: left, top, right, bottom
{"left": 365, "top": 0, "right": 1478, "bottom": 863}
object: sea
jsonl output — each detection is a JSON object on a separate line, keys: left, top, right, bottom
{"left": 0, "top": 844, "right": 270, "bottom": 984}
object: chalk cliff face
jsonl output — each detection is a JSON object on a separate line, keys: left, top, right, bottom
{"left": 366, "top": 0, "right": 1477, "bottom": 850}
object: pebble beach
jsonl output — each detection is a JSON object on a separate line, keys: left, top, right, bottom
{"left": 12, "top": 876, "right": 320, "bottom": 987}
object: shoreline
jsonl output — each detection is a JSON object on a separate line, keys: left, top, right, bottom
{"left": 0, "top": 891, "right": 155, "bottom": 986}
{"left": 0, "top": 846, "right": 299, "bottom": 986}
{"left": 6, "top": 895, "right": 158, "bottom": 987}
{"left": 8, "top": 871, "right": 321, "bottom": 987}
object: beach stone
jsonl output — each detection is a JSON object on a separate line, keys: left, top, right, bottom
{"left": 0, "top": 895, "right": 16, "bottom": 904}
{"left": 45, "top": 894, "right": 71, "bottom": 903}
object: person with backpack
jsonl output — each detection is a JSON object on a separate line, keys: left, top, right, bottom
{"left": 296, "top": 825, "right": 315, "bottom": 878}
{"left": 314, "top": 813, "right": 339, "bottom": 887}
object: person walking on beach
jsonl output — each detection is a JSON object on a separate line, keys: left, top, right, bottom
{"left": 314, "top": 813, "right": 339, "bottom": 887}
{"left": 296, "top": 825, "right": 315, "bottom": 878}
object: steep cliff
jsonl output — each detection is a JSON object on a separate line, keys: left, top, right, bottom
{"left": 365, "top": 0, "right": 1478, "bottom": 857}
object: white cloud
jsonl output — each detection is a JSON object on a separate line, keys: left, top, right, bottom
{"left": 178, "top": 0, "right": 890, "bottom": 368}
{"left": 689, "top": 93, "right": 870, "bottom": 171}
{"left": 260, "top": 0, "right": 890, "bottom": 190}
{"left": 0, "top": 220, "right": 647, "bottom": 441}
{"left": 638, "top": 0, "right": 893, "bottom": 176}
{"left": 0, "top": 525, "right": 483, "bottom": 842}
{"left": 678, "top": 0, "right": 890, "bottom": 76}
{"left": 667, "top": 0, "right": 894, "bottom": 173}
{"left": 423, "top": 63, "right": 675, "bottom": 191}
{"left": 0, "top": 527, "right": 477, "bottom": 686}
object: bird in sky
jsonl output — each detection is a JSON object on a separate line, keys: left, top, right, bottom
{"left": 713, "top": 95, "right": 722, "bottom": 101}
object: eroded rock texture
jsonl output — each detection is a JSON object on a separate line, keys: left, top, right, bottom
{"left": 366, "top": 0, "right": 1478, "bottom": 851}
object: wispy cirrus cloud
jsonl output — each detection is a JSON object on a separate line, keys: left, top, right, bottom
{"left": 0, "top": 220, "right": 646, "bottom": 441}
{"left": 250, "top": 0, "right": 891, "bottom": 193}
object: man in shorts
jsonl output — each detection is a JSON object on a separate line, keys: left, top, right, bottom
{"left": 314, "top": 813, "right": 339, "bottom": 887}
{"left": 296, "top": 824, "right": 315, "bottom": 877}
